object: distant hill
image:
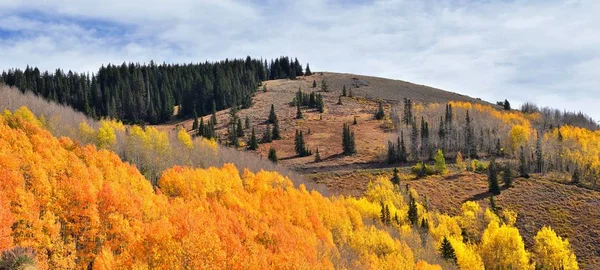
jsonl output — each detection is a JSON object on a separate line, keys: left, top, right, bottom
{"left": 317, "top": 72, "right": 490, "bottom": 105}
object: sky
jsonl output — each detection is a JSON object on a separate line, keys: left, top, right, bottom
{"left": 1, "top": 0, "right": 599, "bottom": 120}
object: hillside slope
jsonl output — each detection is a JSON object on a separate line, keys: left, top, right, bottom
{"left": 159, "top": 72, "right": 491, "bottom": 173}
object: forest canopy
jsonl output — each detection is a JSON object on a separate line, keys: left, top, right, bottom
{"left": 1, "top": 56, "right": 307, "bottom": 124}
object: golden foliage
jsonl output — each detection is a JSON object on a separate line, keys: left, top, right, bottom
{"left": 534, "top": 226, "right": 578, "bottom": 270}
{"left": 0, "top": 107, "right": 578, "bottom": 269}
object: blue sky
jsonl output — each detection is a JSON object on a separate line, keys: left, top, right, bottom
{"left": 1, "top": 0, "right": 599, "bottom": 120}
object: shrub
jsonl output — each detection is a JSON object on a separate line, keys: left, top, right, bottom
{"left": 412, "top": 162, "right": 435, "bottom": 178}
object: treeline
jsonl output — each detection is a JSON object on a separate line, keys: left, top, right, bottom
{"left": 0, "top": 56, "right": 310, "bottom": 124}
{"left": 520, "top": 102, "right": 599, "bottom": 130}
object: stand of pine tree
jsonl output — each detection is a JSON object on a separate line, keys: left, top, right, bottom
{"left": 1, "top": 56, "right": 307, "bottom": 124}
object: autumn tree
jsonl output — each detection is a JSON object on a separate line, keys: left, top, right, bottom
{"left": 533, "top": 226, "right": 578, "bottom": 270}
{"left": 535, "top": 132, "right": 543, "bottom": 173}
{"left": 455, "top": 151, "right": 466, "bottom": 171}
{"left": 480, "top": 220, "right": 530, "bottom": 269}
{"left": 434, "top": 149, "right": 447, "bottom": 174}
{"left": 465, "top": 110, "right": 476, "bottom": 158}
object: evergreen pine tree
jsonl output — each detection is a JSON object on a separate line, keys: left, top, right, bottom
{"left": 489, "top": 196, "right": 498, "bottom": 215}
{"left": 519, "top": 146, "right": 529, "bottom": 178}
{"left": 268, "top": 148, "right": 278, "bottom": 163}
{"left": 503, "top": 99, "right": 511, "bottom": 110}
{"left": 192, "top": 110, "right": 199, "bottom": 131}
{"left": 503, "top": 164, "right": 513, "bottom": 188}
{"left": 438, "top": 116, "right": 446, "bottom": 152}
{"left": 353, "top": 116, "right": 358, "bottom": 125}
{"left": 305, "top": 63, "right": 312, "bottom": 76}
{"left": 236, "top": 118, "right": 244, "bottom": 137}
{"left": 342, "top": 85, "right": 347, "bottom": 96}
{"left": 375, "top": 101, "right": 385, "bottom": 120}
{"left": 342, "top": 123, "right": 356, "bottom": 155}
{"left": 316, "top": 94, "right": 325, "bottom": 113}
{"left": 248, "top": 128, "right": 258, "bottom": 150}
{"left": 198, "top": 117, "right": 205, "bottom": 137}
{"left": 399, "top": 131, "right": 408, "bottom": 162}
{"left": 440, "top": 237, "right": 457, "bottom": 263}
{"left": 268, "top": 104, "right": 277, "bottom": 124}
{"left": 314, "top": 147, "right": 322, "bottom": 162}
{"left": 296, "top": 102, "right": 303, "bottom": 119}
{"left": 229, "top": 123, "right": 239, "bottom": 147}
{"left": 408, "top": 194, "right": 418, "bottom": 225}
{"left": 380, "top": 201, "right": 387, "bottom": 224}
{"left": 272, "top": 119, "right": 281, "bottom": 140}
{"left": 263, "top": 124, "right": 272, "bottom": 143}
{"left": 488, "top": 158, "right": 501, "bottom": 195}
{"left": 262, "top": 85, "right": 267, "bottom": 92}
{"left": 572, "top": 167, "right": 580, "bottom": 184}
{"left": 410, "top": 118, "right": 419, "bottom": 160}
{"left": 245, "top": 115, "right": 250, "bottom": 129}
{"left": 421, "top": 218, "right": 429, "bottom": 231}
{"left": 312, "top": 80, "right": 317, "bottom": 88}
{"left": 211, "top": 101, "right": 218, "bottom": 126}
{"left": 387, "top": 141, "right": 398, "bottom": 164}
{"left": 321, "top": 79, "right": 328, "bottom": 92}
{"left": 391, "top": 167, "right": 400, "bottom": 186}
{"left": 384, "top": 205, "right": 391, "bottom": 225}
{"left": 337, "top": 95, "right": 343, "bottom": 105}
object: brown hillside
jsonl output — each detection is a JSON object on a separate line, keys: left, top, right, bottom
{"left": 157, "top": 72, "right": 489, "bottom": 172}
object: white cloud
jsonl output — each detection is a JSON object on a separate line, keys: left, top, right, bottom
{"left": 0, "top": 0, "right": 599, "bottom": 120}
